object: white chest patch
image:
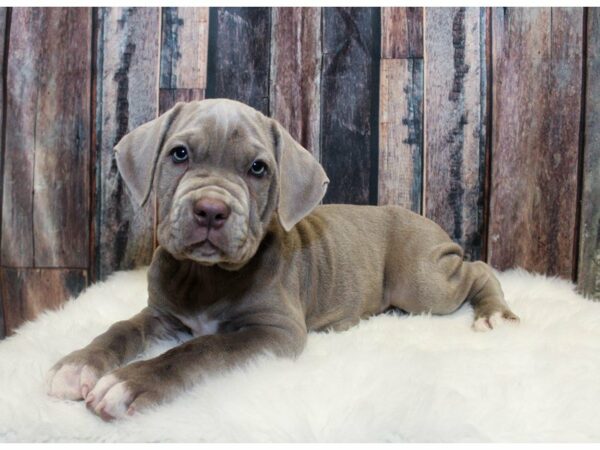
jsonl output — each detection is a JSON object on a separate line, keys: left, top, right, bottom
{"left": 175, "top": 313, "right": 220, "bottom": 337}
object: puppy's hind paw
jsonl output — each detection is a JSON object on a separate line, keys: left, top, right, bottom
{"left": 472, "top": 310, "right": 520, "bottom": 332}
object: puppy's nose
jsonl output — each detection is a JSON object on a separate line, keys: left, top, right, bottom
{"left": 193, "top": 197, "right": 231, "bottom": 229}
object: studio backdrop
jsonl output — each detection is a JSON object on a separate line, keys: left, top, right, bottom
{"left": 0, "top": 7, "right": 598, "bottom": 337}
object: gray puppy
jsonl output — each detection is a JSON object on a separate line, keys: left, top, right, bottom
{"left": 47, "top": 99, "right": 519, "bottom": 420}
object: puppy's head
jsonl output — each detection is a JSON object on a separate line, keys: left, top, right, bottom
{"left": 115, "top": 99, "right": 329, "bottom": 269}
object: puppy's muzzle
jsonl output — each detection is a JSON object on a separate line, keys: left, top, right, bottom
{"left": 193, "top": 197, "right": 231, "bottom": 230}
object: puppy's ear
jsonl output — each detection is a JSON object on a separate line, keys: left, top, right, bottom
{"left": 271, "top": 120, "right": 329, "bottom": 231}
{"left": 114, "top": 103, "right": 185, "bottom": 207}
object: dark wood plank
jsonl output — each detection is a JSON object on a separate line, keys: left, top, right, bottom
{"left": 321, "top": 7, "right": 380, "bottom": 205}
{"left": 578, "top": 7, "right": 600, "bottom": 299}
{"left": 0, "top": 268, "right": 87, "bottom": 336}
{"left": 270, "top": 7, "right": 322, "bottom": 158}
{"left": 205, "top": 7, "right": 271, "bottom": 115}
{"left": 488, "top": 8, "right": 583, "bottom": 278}
{"left": 159, "top": 7, "right": 208, "bottom": 114}
{"left": 1, "top": 8, "right": 92, "bottom": 268}
{"left": 95, "top": 7, "right": 161, "bottom": 280}
{"left": 378, "top": 58, "right": 423, "bottom": 212}
{"left": 424, "top": 8, "right": 487, "bottom": 261}
{"left": 381, "top": 7, "right": 423, "bottom": 59}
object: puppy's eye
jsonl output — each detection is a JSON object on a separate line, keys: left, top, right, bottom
{"left": 249, "top": 160, "right": 268, "bottom": 178}
{"left": 170, "top": 146, "right": 189, "bottom": 163}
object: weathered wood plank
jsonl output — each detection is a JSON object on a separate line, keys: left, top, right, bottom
{"left": 578, "top": 7, "right": 600, "bottom": 299}
{"left": 1, "top": 8, "right": 92, "bottom": 268}
{"left": 321, "top": 7, "right": 380, "bottom": 205}
{"left": 95, "top": 7, "right": 161, "bottom": 280}
{"left": 0, "top": 268, "right": 87, "bottom": 336}
{"left": 159, "top": 88, "right": 205, "bottom": 115}
{"left": 270, "top": 7, "right": 322, "bottom": 158}
{"left": 378, "top": 58, "right": 423, "bottom": 212}
{"left": 381, "top": 7, "right": 423, "bottom": 59}
{"left": 160, "top": 7, "right": 209, "bottom": 91}
{"left": 0, "top": 7, "right": 7, "bottom": 338}
{"left": 206, "top": 7, "right": 271, "bottom": 115}
{"left": 423, "top": 7, "right": 487, "bottom": 261}
{"left": 488, "top": 8, "right": 583, "bottom": 277}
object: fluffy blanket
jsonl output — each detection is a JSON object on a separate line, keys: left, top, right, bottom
{"left": 0, "top": 267, "right": 599, "bottom": 442}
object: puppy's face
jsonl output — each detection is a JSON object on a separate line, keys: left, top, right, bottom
{"left": 114, "top": 99, "right": 329, "bottom": 269}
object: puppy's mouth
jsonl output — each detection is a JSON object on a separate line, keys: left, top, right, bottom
{"left": 185, "top": 240, "right": 222, "bottom": 258}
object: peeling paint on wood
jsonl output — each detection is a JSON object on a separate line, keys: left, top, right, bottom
{"left": 424, "top": 7, "right": 487, "bottom": 261}
{"left": 160, "top": 7, "right": 209, "bottom": 90}
{"left": 488, "top": 7, "right": 582, "bottom": 277}
{"left": 378, "top": 58, "right": 423, "bottom": 212}
{"left": 578, "top": 7, "right": 600, "bottom": 300}
{"left": 95, "top": 7, "right": 160, "bottom": 280}
{"left": 270, "top": 7, "right": 322, "bottom": 159}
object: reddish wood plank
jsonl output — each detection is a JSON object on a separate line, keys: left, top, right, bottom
{"left": 95, "top": 7, "right": 161, "bottom": 280}
{"left": 1, "top": 8, "right": 92, "bottom": 268}
{"left": 488, "top": 8, "right": 583, "bottom": 278}
{"left": 378, "top": 58, "right": 423, "bottom": 212}
{"left": 382, "top": 7, "right": 423, "bottom": 59}
{"left": 270, "top": 7, "right": 322, "bottom": 159}
{"left": 424, "top": 8, "right": 487, "bottom": 261}
{"left": 578, "top": 7, "right": 600, "bottom": 299}
{"left": 0, "top": 268, "right": 87, "bottom": 336}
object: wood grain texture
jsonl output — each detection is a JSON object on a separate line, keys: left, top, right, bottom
{"left": 1, "top": 8, "right": 91, "bottom": 268}
{"left": 0, "top": 8, "right": 6, "bottom": 338}
{"left": 578, "top": 7, "right": 600, "bottom": 299}
{"left": 488, "top": 8, "right": 583, "bottom": 277}
{"left": 159, "top": 88, "right": 205, "bottom": 115}
{"left": 424, "top": 8, "right": 487, "bottom": 261}
{"left": 378, "top": 58, "right": 423, "bottom": 212}
{"left": 321, "top": 7, "right": 380, "bottom": 205}
{"left": 270, "top": 7, "right": 322, "bottom": 159}
{"left": 160, "top": 7, "right": 209, "bottom": 90}
{"left": 95, "top": 7, "right": 160, "bottom": 280}
{"left": 381, "top": 7, "right": 423, "bottom": 59}
{"left": 0, "top": 268, "right": 87, "bottom": 336}
{"left": 206, "top": 7, "right": 271, "bottom": 115}
{"left": 159, "top": 7, "right": 208, "bottom": 114}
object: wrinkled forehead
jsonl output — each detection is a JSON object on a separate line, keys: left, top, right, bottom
{"left": 166, "top": 100, "right": 272, "bottom": 153}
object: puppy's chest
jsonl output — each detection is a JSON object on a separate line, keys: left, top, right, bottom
{"left": 174, "top": 312, "right": 220, "bottom": 337}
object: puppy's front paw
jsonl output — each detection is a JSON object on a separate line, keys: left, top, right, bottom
{"left": 472, "top": 309, "right": 520, "bottom": 332}
{"left": 47, "top": 349, "right": 116, "bottom": 400}
{"left": 85, "top": 361, "right": 165, "bottom": 421}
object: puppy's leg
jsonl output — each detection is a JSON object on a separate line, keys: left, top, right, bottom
{"left": 466, "top": 261, "right": 519, "bottom": 332}
{"left": 391, "top": 241, "right": 518, "bottom": 332}
{"left": 86, "top": 324, "right": 306, "bottom": 420}
{"left": 47, "top": 307, "right": 181, "bottom": 401}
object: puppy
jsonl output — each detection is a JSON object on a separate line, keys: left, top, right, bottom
{"left": 47, "top": 99, "right": 519, "bottom": 420}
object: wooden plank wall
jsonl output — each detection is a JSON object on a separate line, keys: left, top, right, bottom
{"left": 0, "top": 7, "right": 598, "bottom": 337}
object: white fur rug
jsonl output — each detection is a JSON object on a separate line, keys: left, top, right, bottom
{"left": 0, "top": 267, "right": 599, "bottom": 442}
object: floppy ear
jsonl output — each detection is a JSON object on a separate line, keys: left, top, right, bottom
{"left": 271, "top": 120, "right": 329, "bottom": 232}
{"left": 114, "top": 103, "right": 185, "bottom": 207}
